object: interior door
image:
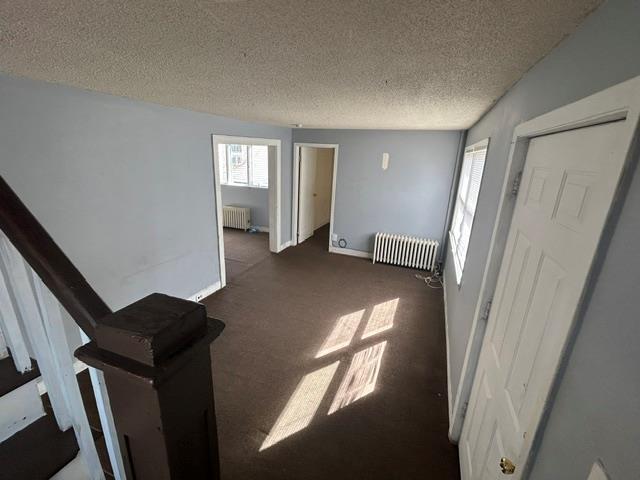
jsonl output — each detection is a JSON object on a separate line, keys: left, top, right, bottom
{"left": 460, "top": 121, "right": 627, "bottom": 480}
{"left": 313, "top": 149, "right": 334, "bottom": 230}
{"left": 298, "top": 147, "right": 317, "bottom": 243}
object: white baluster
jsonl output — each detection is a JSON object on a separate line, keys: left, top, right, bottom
{"left": 0, "top": 235, "right": 72, "bottom": 429}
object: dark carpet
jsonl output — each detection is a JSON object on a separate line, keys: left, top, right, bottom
{"left": 203, "top": 225, "right": 460, "bottom": 480}
{"left": 223, "top": 228, "right": 270, "bottom": 282}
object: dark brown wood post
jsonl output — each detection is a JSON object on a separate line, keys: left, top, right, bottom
{"left": 76, "top": 293, "right": 224, "bottom": 479}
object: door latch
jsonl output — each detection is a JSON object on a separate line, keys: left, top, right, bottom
{"left": 500, "top": 457, "right": 516, "bottom": 475}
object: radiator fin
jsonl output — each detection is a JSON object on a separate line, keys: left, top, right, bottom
{"left": 372, "top": 233, "right": 439, "bottom": 271}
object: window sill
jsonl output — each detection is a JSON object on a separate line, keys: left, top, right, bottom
{"left": 221, "top": 184, "right": 268, "bottom": 190}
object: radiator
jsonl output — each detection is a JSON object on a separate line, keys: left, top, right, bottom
{"left": 222, "top": 206, "right": 251, "bottom": 230}
{"left": 372, "top": 233, "right": 439, "bottom": 271}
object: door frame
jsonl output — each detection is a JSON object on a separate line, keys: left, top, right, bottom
{"left": 291, "top": 143, "right": 339, "bottom": 250}
{"left": 211, "top": 134, "right": 282, "bottom": 288}
{"left": 457, "top": 75, "right": 640, "bottom": 477}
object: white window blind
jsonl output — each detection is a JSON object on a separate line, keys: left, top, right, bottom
{"left": 250, "top": 145, "right": 269, "bottom": 188}
{"left": 449, "top": 139, "right": 489, "bottom": 284}
{"left": 218, "top": 144, "right": 269, "bottom": 188}
{"left": 229, "top": 144, "right": 249, "bottom": 185}
{"left": 218, "top": 144, "right": 228, "bottom": 184}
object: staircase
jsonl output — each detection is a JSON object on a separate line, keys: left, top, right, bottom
{"left": 0, "top": 231, "right": 101, "bottom": 479}
{"left": 0, "top": 352, "right": 80, "bottom": 479}
{"left": 0, "top": 174, "right": 224, "bottom": 479}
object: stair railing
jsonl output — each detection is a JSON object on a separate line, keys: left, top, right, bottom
{"left": 0, "top": 235, "right": 104, "bottom": 477}
{"left": 0, "top": 176, "right": 224, "bottom": 480}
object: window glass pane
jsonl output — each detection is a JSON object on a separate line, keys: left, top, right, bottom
{"left": 218, "top": 144, "right": 228, "bottom": 184}
{"left": 451, "top": 198, "right": 464, "bottom": 242}
{"left": 449, "top": 140, "right": 488, "bottom": 284}
{"left": 458, "top": 153, "right": 473, "bottom": 202}
{"left": 228, "top": 144, "right": 248, "bottom": 185}
{"left": 250, "top": 145, "right": 269, "bottom": 188}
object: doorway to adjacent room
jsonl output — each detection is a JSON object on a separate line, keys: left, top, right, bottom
{"left": 292, "top": 143, "right": 338, "bottom": 250}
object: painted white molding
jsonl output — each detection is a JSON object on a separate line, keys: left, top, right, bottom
{"left": 328, "top": 246, "right": 372, "bottom": 259}
{"left": 0, "top": 328, "right": 8, "bottom": 360}
{"left": 0, "top": 238, "right": 104, "bottom": 479}
{"left": 188, "top": 282, "right": 222, "bottom": 303}
{"left": 450, "top": 75, "right": 640, "bottom": 444}
{"left": 212, "top": 135, "right": 282, "bottom": 289}
{"left": 211, "top": 136, "right": 227, "bottom": 288}
{"left": 443, "top": 275, "right": 454, "bottom": 427}
{"left": 32, "top": 277, "right": 104, "bottom": 480}
{"left": 328, "top": 146, "right": 340, "bottom": 253}
{"left": 0, "top": 237, "right": 72, "bottom": 430}
{"left": 0, "top": 252, "right": 32, "bottom": 373}
{"left": 291, "top": 145, "right": 299, "bottom": 246}
{"left": 455, "top": 75, "right": 640, "bottom": 480}
{"left": 292, "top": 143, "right": 339, "bottom": 250}
{"left": 277, "top": 240, "right": 292, "bottom": 252}
{"left": 80, "top": 331, "right": 126, "bottom": 480}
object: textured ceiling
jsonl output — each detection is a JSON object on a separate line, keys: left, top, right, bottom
{"left": 0, "top": 0, "right": 601, "bottom": 129}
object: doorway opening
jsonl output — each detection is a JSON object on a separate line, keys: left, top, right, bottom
{"left": 292, "top": 143, "right": 338, "bottom": 250}
{"left": 212, "top": 135, "right": 282, "bottom": 287}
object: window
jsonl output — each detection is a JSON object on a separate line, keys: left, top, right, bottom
{"left": 218, "top": 143, "right": 269, "bottom": 188}
{"left": 449, "top": 139, "right": 488, "bottom": 284}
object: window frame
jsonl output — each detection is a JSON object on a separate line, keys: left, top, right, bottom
{"left": 219, "top": 144, "right": 269, "bottom": 189}
{"left": 449, "top": 138, "right": 489, "bottom": 285}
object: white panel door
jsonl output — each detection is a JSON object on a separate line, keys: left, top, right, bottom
{"left": 460, "top": 121, "right": 627, "bottom": 479}
{"left": 298, "top": 147, "right": 317, "bottom": 243}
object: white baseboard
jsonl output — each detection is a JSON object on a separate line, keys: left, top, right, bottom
{"left": 329, "top": 246, "right": 373, "bottom": 259}
{"left": 189, "top": 282, "right": 222, "bottom": 303}
{"left": 277, "top": 240, "right": 292, "bottom": 253}
{"left": 252, "top": 225, "right": 270, "bottom": 233}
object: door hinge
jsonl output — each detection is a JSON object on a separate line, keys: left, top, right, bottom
{"left": 481, "top": 299, "right": 493, "bottom": 322}
{"left": 511, "top": 171, "right": 523, "bottom": 196}
{"left": 461, "top": 401, "right": 469, "bottom": 419}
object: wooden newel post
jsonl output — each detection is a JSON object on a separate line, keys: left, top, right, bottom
{"left": 76, "top": 293, "right": 225, "bottom": 479}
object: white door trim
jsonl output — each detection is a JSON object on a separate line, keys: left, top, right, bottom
{"left": 292, "top": 143, "right": 339, "bottom": 251}
{"left": 211, "top": 135, "right": 282, "bottom": 288}
{"left": 456, "top": 74, "right": 640, "bottom": 478}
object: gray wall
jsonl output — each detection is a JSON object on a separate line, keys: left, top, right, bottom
{"left": 293, "top": 129, "right": 461, "bottom": 252}
{"left": 221, "top": 185, "right": 269, "bottom": 228}
{"left": 443, "top": 0, "right": 640, "bottom": 478}
{"left": 0, "top": 73, "right": 292, "bottom": 311}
